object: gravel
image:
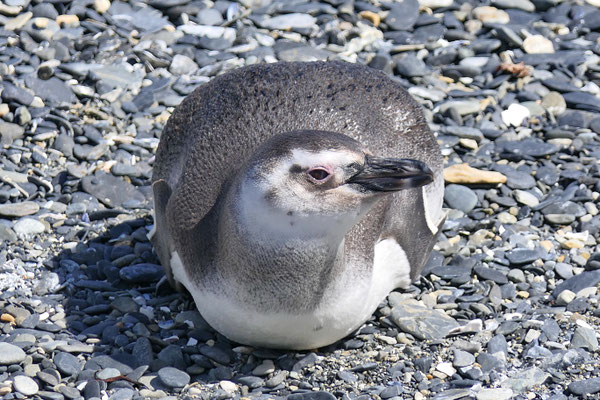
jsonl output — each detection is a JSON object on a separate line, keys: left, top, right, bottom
{"left": 1, "top": 0, "right": 600, "bottom": 398}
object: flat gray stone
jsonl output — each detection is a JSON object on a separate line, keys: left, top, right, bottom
{"left": 453, "top": 349, "right": 475, "bottom": 368}
{"left": 0, "top": 169, "right": 28, "bottom": 183}
{"left": 501, "top": 367, "right": 550, "bottom": 393}
{"left": 109, "top": 388, "right": 135, "bottom": 400}
{"left": 54, "top": 352, "right": 83, "bottom": 376}
{"left": 571, "top": 326, "right": 599, "bottom": 351}
{"left": 569, "top": 378, "right": 600, "bottom": 396}
{"left": 0, "top": 342, "right": 26, "bottom": 364}
{"left": 438, "top": 100, "right": 480, "bottom": 115}
{"left": 476, "top": 388, "right": 514, "bottom": 400}
{"left": 13, "top": 217, "right": 45, "bottom": 235}
{"left": 158, "top": 366, "right": 190, "bottom": 388}
{"left": 442, "top": 126, "right": 484, "bottom": 142}
{"left": 386, "top": 0, "right": 419, "bottom": 30}
{"left": 492, "top": 0, "right": 535, "bottom": 11}
{"left": 0, "top": 121, "right": 25, "bottom": 145}
{"left": 544, "top": 214, "right": 576, "bottom": 225}
{"left": 390, "top": 299, "right": 460, "bottom": 340}
{"left": 0, "top": 201, "right": 39, "bottom": 217}
{"left": 0, "top": 223, "right": 17, "bottom": 242}
{"left": 81, "top": 171, "right": 146, "bottom": 208}
{"left": 260, "top": 13, "right": 316, "bottom": 30}
{"left": 96, "top": 367, "right": 121, "bottom": 380}
{"left": 287, "top": 392, "right": 336, "bottom": 400}
{"left": 24, "top": 76, "right": 77, "bottom": 104}
{"left": 553, "top": 271, "right": 600, "bottom": 297}
{"left": 444, "top": 184, "right": 478, "bottom": 213}
{"left": 89, "top": 63, "right": 144, "bottom": 90}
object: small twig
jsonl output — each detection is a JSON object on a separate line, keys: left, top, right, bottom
{"left": 46, "top": 114, "right": 75, "bottom": 137}
{"left": 221, "top": 8, "right": 252, "bottom": 27}
{"left": 95, "top": 373, "right": 149, "bottom": 389}
{"left": 0, "top": 176, "right": 29, "bottom": 197}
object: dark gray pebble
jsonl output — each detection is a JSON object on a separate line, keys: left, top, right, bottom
{"left": 395, "top": 54, "right": 428, "bottom": 78}
{"left": 293, "top": 353, "right": 320, "bottom": 372}
{"left": 199, "top": 345, "right": 231, "bottom": 365}
{"left": 158, "top": 366, "right": 190, "bottom": 388}
{"left": 337, "top": 370, "right": 357, "bottom": 383}
{"left": 444, "top": 184, "right": 478, "bottom": 213}
{"left": 1, "top": 82, "right": 34, "bottom": 105}
{"left": 57, "top": 385, "right": 80, "bottom": 399}
{"left": 25, "top": 76, "right": 77, "bottom": 104}
{"left": 476, "top": 353, "right": 505, "bottom": 373}
{"left": 501, "top": 138, "right": 559, "bottom": 158}
{"left": 380, "top": 385, "right": 403, "bottom": 399}
{"left": 287, "top": 392, "right": 336, "bottom": 400}
{"left": 385, "top": 0, "right": 419, "bottom": 31}
{"left": 563, "top": 92, "right": 600, "bottom": 112}
{"left": 53, "top": 352, "right": 82, "bottom": 376}
{"left": 506, "top": 248, "right": 544, "bottom": 265}
{"left": 119, "top": 263, "right": 164, "bottom": 283}
{"left": 541, "top": 319, "right": 560, "bottom": 342}
{"left": 237, "top": 376, "right": 265, "bottom": 389}
{"left": 474, "top": 266, "right": 509, "bottom": 284}
{"left": 552, "top": 271, "right": 600, "bottom": 297}
{"left": 568, "top": 378, "right": 600, "bottom": 395}
{"left": 37, "top": 391, "right": 65, "bottom": 400}
{"left": 81, "top": 172, "right": 146, "bottom": 208}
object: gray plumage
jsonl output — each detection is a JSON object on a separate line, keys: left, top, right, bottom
{"left": 152, "top": 61, "right": 444, "bottom": 349}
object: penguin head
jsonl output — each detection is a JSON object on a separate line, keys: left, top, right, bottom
{"left": 236, "top": 130, "right": 433, "bottom": 237}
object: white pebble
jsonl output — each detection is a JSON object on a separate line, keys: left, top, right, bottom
{"left": 522, "top": 35, "right": 554, "bottom": 54}
{"left": 219, "top": 380, "right": 238, "bottom": 393}
{"left": 556, "top": 290, "right": 576, "bottom": 305}
{"left": 13, "top": 375, "right": 39, "bottom": 396}
{"left": 436, "top": 362, "right": 456, "bottom": 377}
{"left": 501, "top": 104, "right": 531, "bottom": 127}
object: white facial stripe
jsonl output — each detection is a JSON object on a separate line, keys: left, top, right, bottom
{"left": 290, "top": 149, "right": 360, "bottom": 169}
{"left": 254, "top": 148, "right": 362, "bottom": 205}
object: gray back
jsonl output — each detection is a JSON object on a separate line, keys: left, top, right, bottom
{"left": 153, "top": 61, "right": 443, "bottom": 287}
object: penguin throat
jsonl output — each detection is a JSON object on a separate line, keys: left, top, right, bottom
{"left": 233, "top": 179, "right": 358, "bottom": 245}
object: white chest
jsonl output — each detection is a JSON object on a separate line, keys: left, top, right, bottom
{"left": 169, "top": 236, "right": 411, "bottom": 350}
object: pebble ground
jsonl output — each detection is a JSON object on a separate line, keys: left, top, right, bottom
{"left": 1, "top": 0, "right": 600, "bottom": 399}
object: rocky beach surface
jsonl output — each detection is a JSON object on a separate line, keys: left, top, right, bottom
{"left": 1, "top": 0, "right": 600, "bottom": 399}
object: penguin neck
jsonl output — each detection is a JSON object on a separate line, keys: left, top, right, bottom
{"left": 213, "top": 178, "right": 353, "bottom": 309}
{"left": 233, "top": 178, "right": 355, "bottom": 245}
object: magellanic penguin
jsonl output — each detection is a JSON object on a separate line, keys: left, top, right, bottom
{"left": 151, "top": 61, "right": 445, "bottom": 350}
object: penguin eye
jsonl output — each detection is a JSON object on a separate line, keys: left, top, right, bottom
{"left": 308, "top": 168, "right": 330, "bottom": 181}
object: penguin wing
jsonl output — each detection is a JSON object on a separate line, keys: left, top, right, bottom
{"left": 382, "top": 184, "right": 445, "bottom": 284}
{"left": 151, "top": 179, "right": 184, "bottom": 290}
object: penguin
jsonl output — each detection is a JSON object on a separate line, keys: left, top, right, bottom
{"left": 151, "top": 61, "right": 445, "bottom": 350}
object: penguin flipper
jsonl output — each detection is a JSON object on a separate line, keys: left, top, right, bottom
{"left": 152, "top": 179, "right": 185, "bottom": 292}
{"left": 380, "top": 187, "right": 445, "bottom": 285}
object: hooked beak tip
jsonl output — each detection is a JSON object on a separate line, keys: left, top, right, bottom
{"left": 348, "top": 156, "right": 434, "bottom": 192}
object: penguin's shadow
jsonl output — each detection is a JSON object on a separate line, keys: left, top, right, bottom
{"left": 49, "top": 217, "right": 362, "bottom": 394}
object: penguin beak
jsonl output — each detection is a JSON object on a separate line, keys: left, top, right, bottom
{"left": 347, "top": 155, "right": 434, "bottom": 192}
